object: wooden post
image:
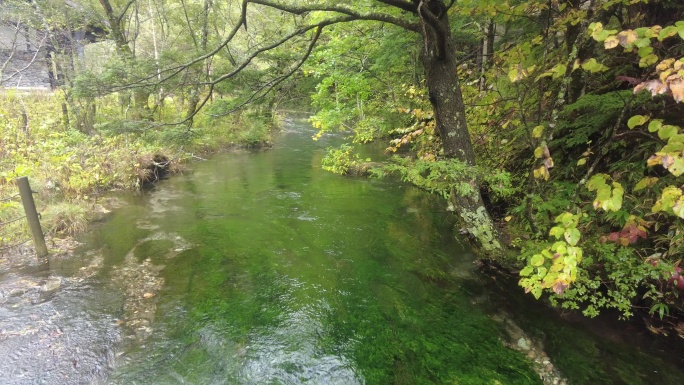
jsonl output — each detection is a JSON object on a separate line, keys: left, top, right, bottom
{"left": 16, "top": 177, "right": 48, "bottom": 257}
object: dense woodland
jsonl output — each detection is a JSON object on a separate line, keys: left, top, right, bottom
{"left": 1, "top": 0, "right": 684, "bottom": 333}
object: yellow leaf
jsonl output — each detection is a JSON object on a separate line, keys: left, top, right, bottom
{"left": 532, "top": 125, "right": 544, "bottom": 138}
{"left": 634, "top": 177, "right": 659, "bottom": 192}
{"left": 647, "top": 154, "right": 663, "bottom": 167}
{"left": 544, "top": 157, "right": 554, "bottom": 169}
{"left": 617, "top": 30, "right": 638, "bottom": 47}
{"left": 646, "top": 25, "right": 663, "bottom": 38}
{"left": 660, "top": 69, "right": 673, "bottom": 83}
{"left": 656, "top": 58, "right": 675, "bottom": 72}
{"left": 639, "top": 54, "right": 660, "bottom": 68}
{"left": 674, "top": 59, "right": 684, "bottom": 71}
{"left": 535, "top": 166, "right": 550, "bottom": 181}
{"left": 604, "top": 36, "right": 619, "bottom": 49}
{"left": 508, "top": 66, "right": 522, "bottom": 82}
{"left": 577, "top": 158, "right": 587, "bottom": 166}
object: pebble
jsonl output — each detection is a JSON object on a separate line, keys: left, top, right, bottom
{"left": 517, "top": 337, "right": 531, "bottom": 351}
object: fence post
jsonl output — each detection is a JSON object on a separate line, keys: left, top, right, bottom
{"left": 16, "top": 177, "right": 48, "bottom": 257}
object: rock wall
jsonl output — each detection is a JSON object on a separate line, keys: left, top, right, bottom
{"left": 0, "top": 50, "right": 51, "bottom": 90}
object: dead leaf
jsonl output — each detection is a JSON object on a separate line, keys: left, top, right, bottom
{"left": 544, "top": 157, "right": 555, "bottom": 169}
{"left": 552, "top": 280, "right": 568, "bottom": 295}
{"left": 667, "top": 76, "right": 684, "bottom": 102}
{"left": 634, "top": 80, "right": 668, "bottom": 96}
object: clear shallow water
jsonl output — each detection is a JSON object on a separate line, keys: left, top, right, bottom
{"left": 96, "top": 119, "right": 536, "bottom": 384}
{"left": 2, "top": 117, "right": 683, "bottom": 384}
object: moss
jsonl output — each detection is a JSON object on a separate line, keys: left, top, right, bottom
{"left": 456, "top": 201, "right": 503, "bottom": 255}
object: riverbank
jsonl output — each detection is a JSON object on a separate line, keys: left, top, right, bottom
{"left": 0, "top": 92, "right": 281, "bottom": 255}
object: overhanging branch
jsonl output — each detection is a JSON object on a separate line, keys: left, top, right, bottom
{"left": 164, "top": 18, "right": 338, "bottom": 126}
{"left": 208, "top": 26, "right": 324, "bottom": 118}
{"left": 108, "top": 0, "right": 419, "bottom": 92}
{"left": 375, "top": 0, "right": 417, "bottom": 14}
{"left": 247, "top": 0, "right": 419, "bottom": 32}
{"left": 117, "top": 0, "right": 136, "bottom": 25}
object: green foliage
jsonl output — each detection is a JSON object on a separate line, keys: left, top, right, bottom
{"left": 586, "top": 174, "right": 623, "bottom": 212}
{"left": 557, "top": 91, "right": 636, "bottom": 149}
{"left": 550, "top": 243, "right": 663, "bottom": 319}
{"left": 321, "top": 144, "right": 364, "bottom": 175}
{"left": 306, "top": 22, "right": 418, "bottom": 142}
{"left": 33, "top": 0, "right": 684, "bottom": 324}
{"left": 519, "top": 212, "right": 585, "bottom": 299}
{"left": 383, "top": 158, "right": 475, "bottom": 200}
{"left": 381, "top": 157, "right": 517, "bottom": 204}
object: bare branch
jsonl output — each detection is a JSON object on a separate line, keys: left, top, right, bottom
{"left": 117, "top": 0, "right": 137, "bottom": 25}
{"left": 247, "top": 0, "right": 419, "bottom": 32}
{"left": 207, "top": 20, "right": 344, "bottom": 86}
{"left": 1, "top": 35, "right": 47, "bottom": 86}
{"left": 209, "top": 25, "right": 324, "bottom": 117}
{"left": 374, "top": 0, "right": 418, "bottom": 13}
{"left": 110, "top": 0, "right": 248, "bottom": 89}
{"left": 162, "top": 16, "right": 344, "bottom": 126}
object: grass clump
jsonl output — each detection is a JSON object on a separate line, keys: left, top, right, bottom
{"left": 42, "top": 202, "right": 89, "bottom": 236}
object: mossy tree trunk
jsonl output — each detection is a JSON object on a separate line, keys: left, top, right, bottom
{"left": 417, "top": 0, "right": 503, "bottom": 257}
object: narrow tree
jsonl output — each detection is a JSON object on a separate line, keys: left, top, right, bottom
{"left": 98, "top": 0, "right": 151, "bottom": 119}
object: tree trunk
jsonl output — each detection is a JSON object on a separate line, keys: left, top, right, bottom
{"left": 99, "top": 0, "right": 151, "bottom": 120}
{"left": 183, "top": 0, "right": 212, "bottom": 126}
{"left": 419, "top": 1, "right": 503, "bottom": 256}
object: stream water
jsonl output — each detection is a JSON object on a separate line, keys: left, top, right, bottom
{"left": 1, "top": 117, "right": 683, "bottom": 384}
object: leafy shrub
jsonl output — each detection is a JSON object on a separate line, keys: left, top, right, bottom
{"left": 322, "top": 144, "right": 364, "bottom": 175}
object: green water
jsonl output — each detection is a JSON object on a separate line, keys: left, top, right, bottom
{"left": 63, "top": 118, "right": 682, "bottom": 384}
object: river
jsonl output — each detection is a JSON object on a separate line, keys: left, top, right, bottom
{"left": 0, "top": 117, "right": 682, "bottom": 384}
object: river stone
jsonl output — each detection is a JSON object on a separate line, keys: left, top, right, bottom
{"left": 517, "top": 337, "right": 531, "bottom": 351}
{"left": 41, "top": 277, "right": 61, "bottom": 292}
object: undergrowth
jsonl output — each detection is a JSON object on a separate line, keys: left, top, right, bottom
{"left": 0, "top": 91, "right": 276, "bottom": 248}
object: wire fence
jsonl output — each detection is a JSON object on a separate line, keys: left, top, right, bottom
{"left": 0, "top": 183, "right": 36, "bottom": 255}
